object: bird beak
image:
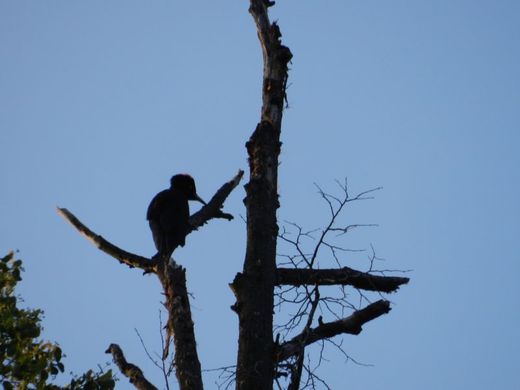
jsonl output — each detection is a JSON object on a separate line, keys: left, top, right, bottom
{"left": 194, "top": 193, "right": 207, "bottom": 205}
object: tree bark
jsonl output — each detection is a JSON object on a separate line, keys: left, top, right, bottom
{"left": 231, "top": 1, "right": 292, "bottom": 390}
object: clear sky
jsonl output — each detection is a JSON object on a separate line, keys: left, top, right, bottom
{"left": 1, "top": 1, "right": 519, "bottom": 389}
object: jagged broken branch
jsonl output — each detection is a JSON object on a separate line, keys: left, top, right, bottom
{"left": 189, "top": 169, "right": 244, "bottom": 230}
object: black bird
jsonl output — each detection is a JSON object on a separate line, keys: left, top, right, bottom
{"left": 147, "top": 174, "right": 206, "bottom": 260}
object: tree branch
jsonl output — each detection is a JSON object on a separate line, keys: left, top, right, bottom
{"left": 56, "top": 207, "right": 155, "bottom": 272}
{"left": 189, "top": 169, "right": 244, "bottom": 230}
{"left": 276, "top": 300, "right": 391, "bottom": 362}
{"left": 105, "top": 343, "right": 158, "bottom": 390}
{"left": 287, "top": 287, "right": 320, "bottom": 390}
{"left": 276, "top": 267, "right": 409, "bottom": 293}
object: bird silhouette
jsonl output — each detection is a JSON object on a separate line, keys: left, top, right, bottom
{"left": 147, "top": 174, "right": 206, "bottom": 260}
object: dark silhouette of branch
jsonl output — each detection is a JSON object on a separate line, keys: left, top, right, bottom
{"left": 134, "top": 328, "right": 162, "bottom": 371}
{"left": 276, "top": 267, "right": 409, "bottom": 292}
{"left": 135, "top": 325, "right": 171, "bottom": 390}
{"left": 105, "top": 343, "right": 158, "bottom": 390}
{"left": 287, "top": 287, "right": 320, "bottom": 390}
{"left": 276, "top": 300, "right": 391, "bottom": 362}
{"left": 189, "top": 169, "right": 244, "bottom": 230}
{"left": 301, "top": 355, "right": 331, "bottom": 390}
{"left": 203, "top": 364, "right": 237, "bottom": 390}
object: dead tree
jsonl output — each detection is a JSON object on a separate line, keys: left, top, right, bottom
{"left": 58, "top": 1, "right": 409, "bottom": 389}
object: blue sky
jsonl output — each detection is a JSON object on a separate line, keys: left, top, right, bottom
{"left": 1, "top": 1, "right": 519, "bottom": 389}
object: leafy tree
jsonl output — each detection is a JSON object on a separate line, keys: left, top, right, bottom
{"left": 0, "top": 251, "right": 115, "bottom": 390}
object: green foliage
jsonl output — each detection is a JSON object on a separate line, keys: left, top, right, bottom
{"left": 0, "top": 252, "right": 116, "bottom": 390}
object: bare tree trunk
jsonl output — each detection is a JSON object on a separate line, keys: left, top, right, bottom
{"left": 231, "top": 1, "right": 292, "bottom": 389}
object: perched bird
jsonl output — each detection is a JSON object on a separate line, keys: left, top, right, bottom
{"left": 147, "top": 174, "right": 206, "bottom": 260}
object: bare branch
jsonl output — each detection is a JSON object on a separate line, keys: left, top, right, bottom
{"left": 134, "top": 325, "right": 172, "bottom": 390}
{"left": 301, "top": 356, "right": 332, "bottom": 390}
{"left": 277, "top": 267, "right": 410, "bottom": 293}
{"left": 203, "top": 364, "right": 237, "bottom": 390}
{"left": 56, "top": 207, "right": 155, "bottom": 272}
{"left": 105, "top": 343, "right": 158, "bottom": 390}
{"left": 135, "top": 328, "right": 163, "bottom": 372}
{"left": 329, "top": 223, "right": 379, "bottom": 236}
{"left": 287, "top": 287, "right": 320, "bottom": 390}
{"left": 306, "top": 183, "right": 382, "bottom": 268}
{"left": 348, "top": 186, "right": 383, "bottom": 201}
{"left": 276, "top": 300, "right": 391, "bottom": 362}
{"left": 189, "top": 169, "right": 244, "bottom": 230}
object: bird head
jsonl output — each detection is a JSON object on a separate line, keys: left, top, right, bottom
{"left": 170, "top": 174, "right": 207, "bottom": 205}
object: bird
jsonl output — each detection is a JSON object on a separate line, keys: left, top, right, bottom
{"left": 147, "top": 174, "right": 206, "bottom": 260}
